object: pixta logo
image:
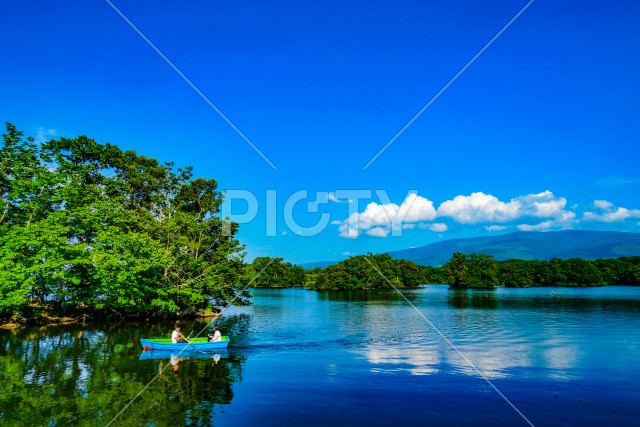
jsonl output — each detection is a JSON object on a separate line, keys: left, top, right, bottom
{"left": 221, "top": 190, "right": 424, "bottom": 237}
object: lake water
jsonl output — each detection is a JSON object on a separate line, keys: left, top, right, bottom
{"left": 1, "top": 286, "right": 639, "bottom": 426}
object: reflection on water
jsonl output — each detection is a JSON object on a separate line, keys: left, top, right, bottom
{"left": 448, "top": 289, "right": 499, "bottom": 309}
{"left": 366, "top": 344, "right": 441, "bottom": 376}
{"left": 352, "top": 287, "right": 638, "bottom": 381}
{"left": 1, "top": 286, "right": 640, "bottom": 426}
{"left": 0, "top": 322, "right": 244, "bottom": 426}
{"left": 139, "top": 350, "right": 226, "bottom": 372}
{"left": 448, "top": 287, "right": 640, "bottom": 312}
{"left": 317, "top": 288, "right": 421, "bottom": 304}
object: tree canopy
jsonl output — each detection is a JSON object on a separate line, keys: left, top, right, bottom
{"left": 444, "top": 253, "right": 499, "bottom": 289}
{"left": 248, "top": 257, "right": 306, "bottom": 288}
{"left": 309, "top": 253, "right": 432, "bottom": 290}
{"left": 0, "top": 123, "right": 248, "bottom": 320}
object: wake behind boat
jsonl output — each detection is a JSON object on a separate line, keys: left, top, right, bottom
{"left": 141, "top": 336, "right": 230, "bottom": 352}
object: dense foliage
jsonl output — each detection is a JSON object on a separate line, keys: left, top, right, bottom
{"left": 309, "top": 253, "right": 429, "bottom": 290}
{"left": 247, "top": 257, "right": 306, "bottom": 288}
{"left": 0, "top": 124, "right": 248, "bottom": 320}
{"left": 497, "top": 256, "right": 640, "bottom": 288}
{"left": 307, "top": 252, "right": 640, "bottom": 290}
{"left": 443, "top": 252, "right": 499, "bottom": 289}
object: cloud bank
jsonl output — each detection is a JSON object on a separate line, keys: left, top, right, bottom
{"left": 338, "top": 193, "right": 436, "bottom": 238}
{"left": 583, "top": 200, "right": 640, "bottom": 223}
{"left": 334, "top": 191, "right": 639, "bottom": 238}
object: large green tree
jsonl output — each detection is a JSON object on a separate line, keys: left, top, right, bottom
{"left": 248, "top": 257, "right": 306, "bottom": 288}
{"left": 444, "top": 252, "right": 499, "bottom": 289}
{"left": 0, "top": 123, "right": 248, "bottom": 319}
{"left": 309, "top": 253, "right": 430, "bottom": 290}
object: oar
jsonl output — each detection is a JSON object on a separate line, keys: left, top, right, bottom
{"left": 184, "top": 331, "right": 204, "bottom": 353}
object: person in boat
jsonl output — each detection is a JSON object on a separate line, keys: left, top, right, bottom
{"left": 208, "top": 326, "right": 222, "bottom": 342}
{"left": 171, "top": 324, "right": 187, "bottom": 344}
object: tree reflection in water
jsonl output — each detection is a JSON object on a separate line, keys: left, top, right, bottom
{"left": 0, "top": 322, "right": 245, "bottom": 426}
{"left": 448, "top": 289, "right": 499, "bottom": 309}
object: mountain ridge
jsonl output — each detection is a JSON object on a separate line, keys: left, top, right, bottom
{"left": 299, "top": 230, "right": 640, "bottom": 268}
{"left": 388, "top": 230, "right": 640, "bottom": 266}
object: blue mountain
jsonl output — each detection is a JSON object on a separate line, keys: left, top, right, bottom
{"left": 388, "top": 230, "right": 640, "bottom": 266}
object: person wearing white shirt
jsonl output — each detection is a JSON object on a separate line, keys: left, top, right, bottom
{"left": 171, "top": 324, "right": 186, "bottom": 344}
{"left": 208, "top": 326, "right": 222, "bottom": 342}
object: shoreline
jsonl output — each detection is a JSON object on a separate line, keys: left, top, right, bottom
{"left": 0, "top": 311, "right": 222, "bottom": 330}
{"left": 5, "top": 284, "right": 638, "bottom": 328}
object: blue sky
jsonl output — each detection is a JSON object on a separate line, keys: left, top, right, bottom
{"left": 2, "top": 0, "right": 639, "bottom": 263}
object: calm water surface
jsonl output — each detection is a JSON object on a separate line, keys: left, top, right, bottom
{"left": 1, "top": 286, "right": 639, "bottom": 426}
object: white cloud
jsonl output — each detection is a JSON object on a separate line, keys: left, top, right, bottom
{"left": 517, "top": 190, "right": 568, "bottom": 218}
{"left": 517, "top": 221, "right": 553, "bottom": 231}
{"left": 437, "top": 190, "right": 571, "bottom": 225}
{"left": 366, "top": 227, "right": 389, "bottom": 238}
{"left": 431, "top": 223, "right": 447, "bottom": 232}
{"left": 333, "top": 190, "right": 640, "bottom": 238}
{"left": 327, "top": 192, "right": 342, "bottom": 203}
{"left": 419, "top": 222, "right": 448, "bottom": 232}
{"left": 593, "top": 200, "right": 613, "bottom": 210}
{"left": 281, "top": 231, "right": 287, "bottom": 236}
{"left": 401, "top": 193, "right": 438, "bottom": 222}
{"left": 342, "top": 251, "right": 355, "bottom": 256}
{"left": 583, "top": 203, "right": 640, "bottom": 223}
{"left": 582, "top": 200, "right": 640, "bottom": 223}
{"left": 338, "top": 220, "right": 360, "bottom": 239}
{"left": 437, "top": 192, "right": 520, "bottom": 224}
{"left": 338, "top": 221, "right": 358, "bottom": 238}
{"left": 517, "top": 211, "right": 576, "bottom": 231}
{"left": 336, "top": 193, "right": 436, "bottom": 238}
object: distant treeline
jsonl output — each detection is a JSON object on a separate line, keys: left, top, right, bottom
{"left": 287, "top": 253, "right": 640, "bottom": 290}
{"left": 440, "top": 253, "right": 640, "bottom": 289}
{"left": 308, "top": 254, "right": 425, "bottom": 290}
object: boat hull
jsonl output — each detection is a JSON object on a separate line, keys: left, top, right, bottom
{"left": 140, "top": 337, "right": 230, "bottom": 352}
